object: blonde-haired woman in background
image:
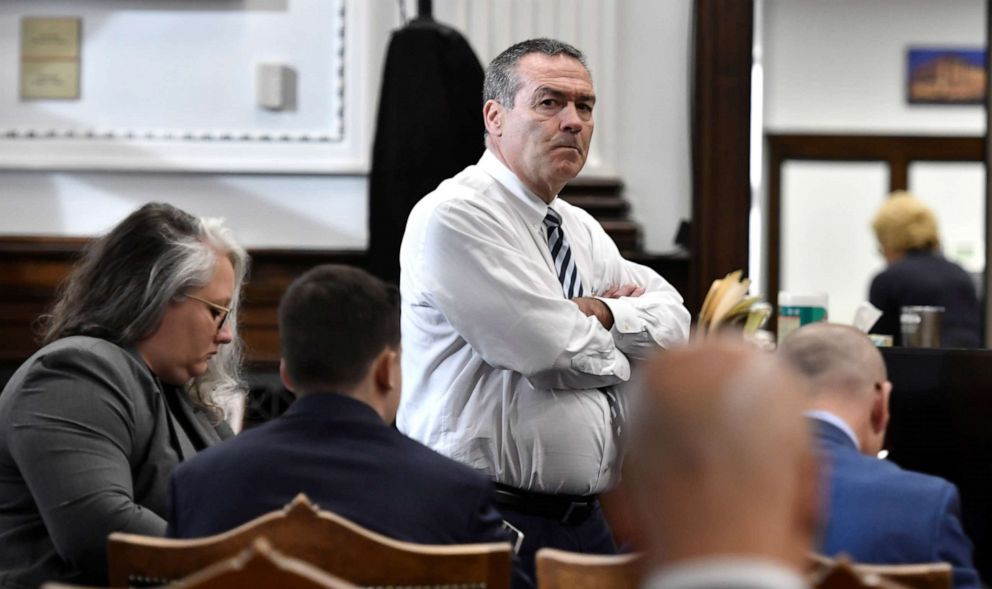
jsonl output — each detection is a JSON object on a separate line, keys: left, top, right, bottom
{"left": 869, "top": 191, "right": 980, "bottom": 348}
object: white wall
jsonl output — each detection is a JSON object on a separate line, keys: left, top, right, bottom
{"left": 617, "top": 0, "right": 693, "bottom": 252}
{"left": 0, "top": 171, "right": 369, "bottom": 248}
{"left": 780, "top": 162, "right": 889, "bottom": 325}
{"left": 765, "top": 0, "right": 985, "bottom": 134}
{"left": 0, "top": 0, "right": 395, "bottom": 249}
{"left": 0, "top": 0, "right": 694, "bottom": 254}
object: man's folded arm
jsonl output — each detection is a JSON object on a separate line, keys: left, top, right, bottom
{"left": 587, "top": 225, "right": 691, "bottom": 359}
{"left": 418, "top": 204, "right": 631, "bottom": 390}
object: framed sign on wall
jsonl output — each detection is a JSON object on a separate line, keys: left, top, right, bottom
{"left": 907, "top": 47, "right": 986, "bottom": 105}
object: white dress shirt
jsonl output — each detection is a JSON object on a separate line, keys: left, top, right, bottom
{"left": 398, "top": 150, "right": 690, "bottom": 495}
{"left": 641, "top": 558, "right": 809, "bottom": 589}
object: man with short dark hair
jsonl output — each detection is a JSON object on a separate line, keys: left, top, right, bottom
{"left": 780, "top": 323, "right": 979, "bottom": 589}
{"left": 398, "top": 37, "right": 690, "bottom": 578}
{"left": 168, "top": 265, "right": 522, "bottom": 575}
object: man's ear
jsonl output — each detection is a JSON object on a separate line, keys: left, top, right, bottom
{"left": 279, "top": 359, "right": 298, "bottom": 396}
{"left": 870, "top": 380, "right": 892, "bottom": 435}
{"left": 483, "top": 99, "right": 503, "bottom": 137}
{"left": 371, "top": 347, "right": 402, "bottom": 424}
{"left": 372, "top": 347, "right": 400, "bottom": 394}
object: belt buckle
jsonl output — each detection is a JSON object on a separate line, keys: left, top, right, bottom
{"left": 561, "top": 500, "right": 590, "bottom": 525}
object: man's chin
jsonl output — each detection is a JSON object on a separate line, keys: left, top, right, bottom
{"left": 554, "top": 160, "right": 586, "bottom": 179}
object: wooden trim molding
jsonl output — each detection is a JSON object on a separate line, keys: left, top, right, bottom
{"left": 765, "top": 133, "right": 984, "bottom": 313}
{"left": 690, "top": 0, "right": 754, "bottom": 317}
{"left": 986, "top": 1, "right": 992, "bottom": 345}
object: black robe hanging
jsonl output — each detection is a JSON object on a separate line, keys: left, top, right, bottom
{"left": 368, "top": 18, "right": 486, "bottom": 284}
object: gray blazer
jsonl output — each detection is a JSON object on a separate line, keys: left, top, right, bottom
{"left": 0, "top": 336, "right": 233, "bottom": 588}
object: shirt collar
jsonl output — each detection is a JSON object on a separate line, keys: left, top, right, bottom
{"left": 805, "top": 409, "right": 860, "bottom": 451}
{"left": 478, "top": 149, "right": 556, "bottom": 226}
{"left": 643, "top": 557, "right": 808, "bottom": 589}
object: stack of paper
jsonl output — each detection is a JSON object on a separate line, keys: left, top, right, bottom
{"left": 698, "top": 270, "right": 768, "bottom": 337}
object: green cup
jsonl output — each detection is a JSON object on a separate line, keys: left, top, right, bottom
{"left": 777, "top": 291, "right": 828, "bottom": 343}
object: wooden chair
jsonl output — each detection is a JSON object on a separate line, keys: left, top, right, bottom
{"left": 107, "top": 493, "right": 512, "bottom": 588}
{"left": 46, "top": 538, "right": 357, "bottom": 589}
{"left": 175, "top": 537, "right": 359, "bottom": 589}
{"left": 809, "top": 553, "right": 951, "bottom": 589}
{"left": 535, "top": 548, "right": 643, "bottom": 589}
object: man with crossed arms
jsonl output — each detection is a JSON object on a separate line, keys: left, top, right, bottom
{"left": 398, "top": 38, "right": 690, "bottom": 578}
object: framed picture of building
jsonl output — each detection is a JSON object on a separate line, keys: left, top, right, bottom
{"left": 907, "top": 48, "right": 986, "bottom": 104}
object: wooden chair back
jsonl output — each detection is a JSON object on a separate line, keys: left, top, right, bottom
{"left": 107, "top": 494, "right": 513, "bottom": 588}
{"left": 535, "top": 548, "right": 643, "bottom": 589}
{"left": 47, "top": 538, "right": 357, "bottom": 589}
{"left": 175, "top": 538, "right": 358, "bottom": 589}
{"left": 809, "top": 553, "right": 951, "bottom": 589}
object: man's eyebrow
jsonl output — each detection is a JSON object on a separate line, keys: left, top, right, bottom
{"left": 533, "top": 86, "right": 597, "bottom": 103}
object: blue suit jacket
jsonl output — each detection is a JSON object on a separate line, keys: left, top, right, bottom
{"left": 813, "top": 418, "right": 980, "bottom": 588}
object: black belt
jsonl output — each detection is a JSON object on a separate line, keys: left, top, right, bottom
{"left": 493, "top": 483, "right": 598, "bottom": 526}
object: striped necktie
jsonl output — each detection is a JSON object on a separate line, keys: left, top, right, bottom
{"left": 543, "top": 207, "right": 624, "bottom": 443}
{"left": 543, "top": 208, "right": 584, "bottom": 299}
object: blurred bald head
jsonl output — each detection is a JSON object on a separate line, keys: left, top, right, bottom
{"left": 779, "top": 322, "right": 887, "bottom": 400}
{"left": 625, "top": 340, "right": 818, "bottom": 572}
{"left": 779, "top": 323, "right": 891, "bottom": 455}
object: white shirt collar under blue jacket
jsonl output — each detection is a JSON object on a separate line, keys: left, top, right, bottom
{"left": 805, "top": 410, "right": 860, "bottom": 451}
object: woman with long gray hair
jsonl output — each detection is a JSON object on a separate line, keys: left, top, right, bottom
{"left": 0, "top": 202, "right": 249, "bottom": 588}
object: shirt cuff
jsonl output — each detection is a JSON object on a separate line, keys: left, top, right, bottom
{"left": 596, "top": 296, "right": 642, "bottom": 334}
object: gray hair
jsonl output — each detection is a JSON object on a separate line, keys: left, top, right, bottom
{"left": 483, "top": 38, "right": 590, "bottom": 109}
{"left": 39, "top": 202, "right": 249, "bottom": 422}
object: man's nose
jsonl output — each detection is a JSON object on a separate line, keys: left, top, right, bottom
{"left": 560, "top": 103, "right": 584, "bottom": 133}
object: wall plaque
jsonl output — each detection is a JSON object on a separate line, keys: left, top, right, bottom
{"left": 20, "top": 17, "right": 81, "bottom": 100}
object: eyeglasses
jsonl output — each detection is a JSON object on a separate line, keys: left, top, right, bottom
{"left": 186, "top": 295, "right": 231, "bottom": 332}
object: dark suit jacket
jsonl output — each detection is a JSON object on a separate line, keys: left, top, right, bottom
{"left": 169, "top": 391, "right": 514, "bottom": 545}
{"left": 869, "top": 251, "right": 981, "bottom": 348}
{"left": 0, "top": 336, "right": 231, "bottom": 588}
{"left": 367, "top": 17, "right": 486, "bottom": 285}
{"left": 813, "top": 418, "right": 980, "bottom": 588}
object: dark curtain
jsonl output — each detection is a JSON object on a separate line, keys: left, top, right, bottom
{"left": 367, "top": 18, "right": 486, "bottom": 285}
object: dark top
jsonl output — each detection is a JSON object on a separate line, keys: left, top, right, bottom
{"left": 813, "top": 418, "right": 980, "bottom": 589}
{"left": 0, "top": 336, "right": 232, "bottom": 588}
{"left": 169, "top": 392, "right": 530, "bottom": 588}
{"left": 869, "top": 251, "right": 981, "bottom": 348}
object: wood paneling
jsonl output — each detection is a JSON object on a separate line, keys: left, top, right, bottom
{"left": 985, "top": 2, "right": 992, "bottom": 344}
{"left": 0, "top": 237, "right": 83, "bottom": 363}
{"left": 690, "top": 0, "right": 754, "bottom": 317}
{"left": 0, "top": 237, "right": 366, "bottom": 371}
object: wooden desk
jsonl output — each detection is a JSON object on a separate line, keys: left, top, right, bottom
{"left": 882, "top": 347, "right": 992, "bottom": 581}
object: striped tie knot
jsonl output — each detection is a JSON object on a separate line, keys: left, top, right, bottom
{"left": 543, "top": 208, "right": 563, "bottom": 230}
